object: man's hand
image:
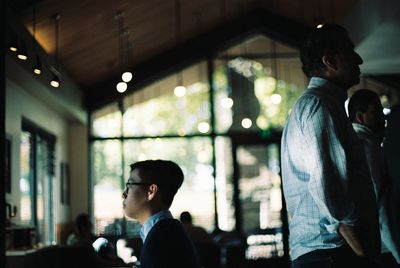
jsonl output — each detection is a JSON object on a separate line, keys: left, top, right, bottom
{"left": 338, "top": 224, "right": 365, "bottom": 256}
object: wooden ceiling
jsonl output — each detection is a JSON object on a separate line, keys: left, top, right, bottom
{"left": 10, "top": 0, "right": 359, "bottom": 109}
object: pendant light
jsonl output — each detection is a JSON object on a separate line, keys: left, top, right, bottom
{"left": 50, "top": 13, "right": 60, "bottom": 88}
{"left": 173, "top": 0, "right": 186, "bottom": 97}
{"left": 121, "top": 38, "right": 133, "bottom": 83}
{"left": 32, "top": 0, "right": 42, "bottom": 75}
{"left": 122, "top": 41, "right": 133, "bottom": 83}
{"left": 115, "top": 11, "right": 127, "bottom": 93}
{"left": 17, "top": 43, "right": 28, "bottom": 60}
{"left": 9, "top": 33, "right": 19, "bottom": 52}
{"left": 241, "top": 41, "right": 252, "bottom": 129}
{"left": 194, "top": 14, "right": 210, "bottom": 134}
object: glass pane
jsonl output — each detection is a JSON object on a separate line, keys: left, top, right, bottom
{"left": 214, "top": 36, "right": 306, "bottom": 134}
{"left": 122, "top": 62, "right": 210, "bottom": 136}
{"left": 236, "top": 144, "right": 284, "bottom": 259}
{"left": 256, "top": 58, "right": 306, "bottom": 131}
{"left": 20, "top": 131, "right": 33, "bottom": 226}
{"left": 92, "top": 140, "right": 123, "bottom": 235}
{"left": 215, "top": 136, "right": 235, "bottom": 231}
{"left": 36, "top": 137, "right": 54, "bottom": 244}
{"left": 92, "top": 102, "right": 122, "bottom": 137}
{"left": 123, "top": 137, "right": 215, "bottom": 230}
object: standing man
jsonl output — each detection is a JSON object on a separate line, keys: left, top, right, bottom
{"left": 122, "top": 160, "right": 200, "bottom": 268}
{"left": 348, "top": 89, "right": 399, "bottom": 264}
{"left": 281, "top": 24, "right": 380, "bottom": 267}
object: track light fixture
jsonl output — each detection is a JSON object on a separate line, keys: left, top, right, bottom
{"left": 33, "top": 57, "right": 42, "bottom": 75}
{"left": 10, "top": 44, "right": 18, "bottom": 52}
{"left": 9, "top": 35, "right": 18, "bottom": 52}
{"left": 31, "top": 0, "right": 42, "bottom": 75}
{"left": 50, "top": 72, "right": 60, "bottom": 88}
{"left": 50, "top": 13, "right": 61, "bottom": 87}
{"left": 17, "top": 43, "right": 28, "bottom": 60}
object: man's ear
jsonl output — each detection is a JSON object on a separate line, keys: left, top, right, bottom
{"left": 355, "top": 111, "right": 365, "bottom": 124}
{"left": 147, "top": 184, "right": 158, "bottom": 201}
{"left": 322, "top": 54, "right": 338, "bottom": 71}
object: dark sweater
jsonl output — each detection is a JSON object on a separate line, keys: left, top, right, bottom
{"left": 140, "top": 219, "right": 200, "bottom": 268}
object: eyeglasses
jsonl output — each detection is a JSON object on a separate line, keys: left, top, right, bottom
{"left": 125, "top": 181, "right": 153, "bottom": 192}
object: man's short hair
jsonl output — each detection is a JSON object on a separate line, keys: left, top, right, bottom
{"left": 180, "top": 211, "right": 192, "bottom": 224}
{"left": 348, "top": 89, "right": 381, "bottom": 122}
{"left": 300, "top": 24, "right": 349, "bottom": 77}
{"left": 75, "top": 213, "right": 92, "bottom": 233}
{"left": 130, "top": 160, "right": 184, "bottom": 206}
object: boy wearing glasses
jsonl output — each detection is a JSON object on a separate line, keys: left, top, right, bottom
{"left": 122, "top": 160, "right": 200, "bottom": 268}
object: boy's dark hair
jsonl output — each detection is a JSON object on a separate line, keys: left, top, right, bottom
{"left": 300, "top": 24, "right": 349, "bottom": 77}
{"left": 348, "top": 89, "right": 381, "bottom": 122}
{"left": 130, "top": 160, "right": 184, "bottom": 206}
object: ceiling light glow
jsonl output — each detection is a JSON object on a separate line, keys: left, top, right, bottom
{"left": 116, "top": 82, "right": 128, "bottom": 93}
{"left": 241, "top": 118, "right": 252, "bottom": 129}
{"left": 122, "top": 72, "right": 133, "bottom": 82}
{"left": 174, "top": 85, "right": 186, "bottom": 97}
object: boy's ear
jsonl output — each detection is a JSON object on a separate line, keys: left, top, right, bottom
{"left": 355, "top": 111, "right": 365, "bottom": 124}
{"left": 147, "top": 184, "right": 158, "bottom": 201}
{"left": 322, "top": 54, "right": 338, "bottom": 71}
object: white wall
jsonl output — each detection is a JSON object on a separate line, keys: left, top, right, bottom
{"left": 68, "top": 124, "right": 88, "bottom": 220}
{"left": 5, "top": 54, "right": 88, "bottom": 229}
{"left": 6, "top": 79, "right": 69, "bottom": 225}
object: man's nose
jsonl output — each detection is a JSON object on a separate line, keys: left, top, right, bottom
{"left": 122, "top": 190, "right": 127, "bottom": 199}
{"left": 355, "top": 51, "right": 363, "bottom": 64}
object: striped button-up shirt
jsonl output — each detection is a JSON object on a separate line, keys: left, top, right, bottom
{"left": 281, "top": 77, "right": 380, "bottom": 260}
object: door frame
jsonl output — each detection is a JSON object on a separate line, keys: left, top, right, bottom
{"left": 229, "top": 131, "right": 289, "bottom": 259}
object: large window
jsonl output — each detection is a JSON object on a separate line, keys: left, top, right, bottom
{"left": 91, "top": 34, "right": 307, "bottom": 259}
{"left": 20, "top": 121, "right": 56, "bottom": 245}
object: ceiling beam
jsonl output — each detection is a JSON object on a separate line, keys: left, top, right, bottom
{"left": 84, "top": 8, "right": 308, "bottom": 111}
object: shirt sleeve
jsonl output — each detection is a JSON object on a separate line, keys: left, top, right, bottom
{"left": 301, "top": 96, "right": 358, "bottom": 232}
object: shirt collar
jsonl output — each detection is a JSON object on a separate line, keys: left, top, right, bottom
{"left": 352, "top": 123, "right": 382, "bottom": 143}
{"left": 308, "top": 77, "right": 348, "bottom": 104}
{"left": 140, "top": 210, "right": 173, "bottom": 242}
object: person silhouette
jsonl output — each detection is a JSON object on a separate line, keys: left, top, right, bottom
{"left": 281, "top": 24, "right": 380, "bottom": 267}
{"left": 122, "top": 160, "right": 200, "bottom": 268}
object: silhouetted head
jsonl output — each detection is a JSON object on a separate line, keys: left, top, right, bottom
{"left": 348, "top": 89, "right": 386, "bottom": 133}
{"left": 75, "top": 213, "right": 92, "bottom": 236}
{"left": 300, "top": 24, "right": 363, "bottom": 89}
{"left": 122, "top": 160, "right": 184, "bottom": 223}
{"left": 180, "top": 211, "right": 193, "bottom": 224}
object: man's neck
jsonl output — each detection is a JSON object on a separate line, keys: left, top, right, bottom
{"left": 139, "top": 206, "right": 169, "bottom": 225}
{"left": 315, "top": 75, "right": 349, "bottom": 91}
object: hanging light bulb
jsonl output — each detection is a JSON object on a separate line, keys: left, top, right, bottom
{"left": 50, "top": 73, "right": 60, "bottom": 88}
{"left": 174, "top": 85, "right": 186, "bottom": 97}
{"left": 221, "top": 97, "right": 233, "bottom": 108}
{"left": 198, "top": 122, "right": 210, "bottom": 133}
{"left": 116, "top": 81, "right": 127, "bottom": 93}
{"left": 122, "top": 71, "right": 132, "bottom": 82}
{"left": 271, "top": 93, "right": 282, "bottom": 104}
{"left": 241, "top": 118, "right": 252, "bottom": 129}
